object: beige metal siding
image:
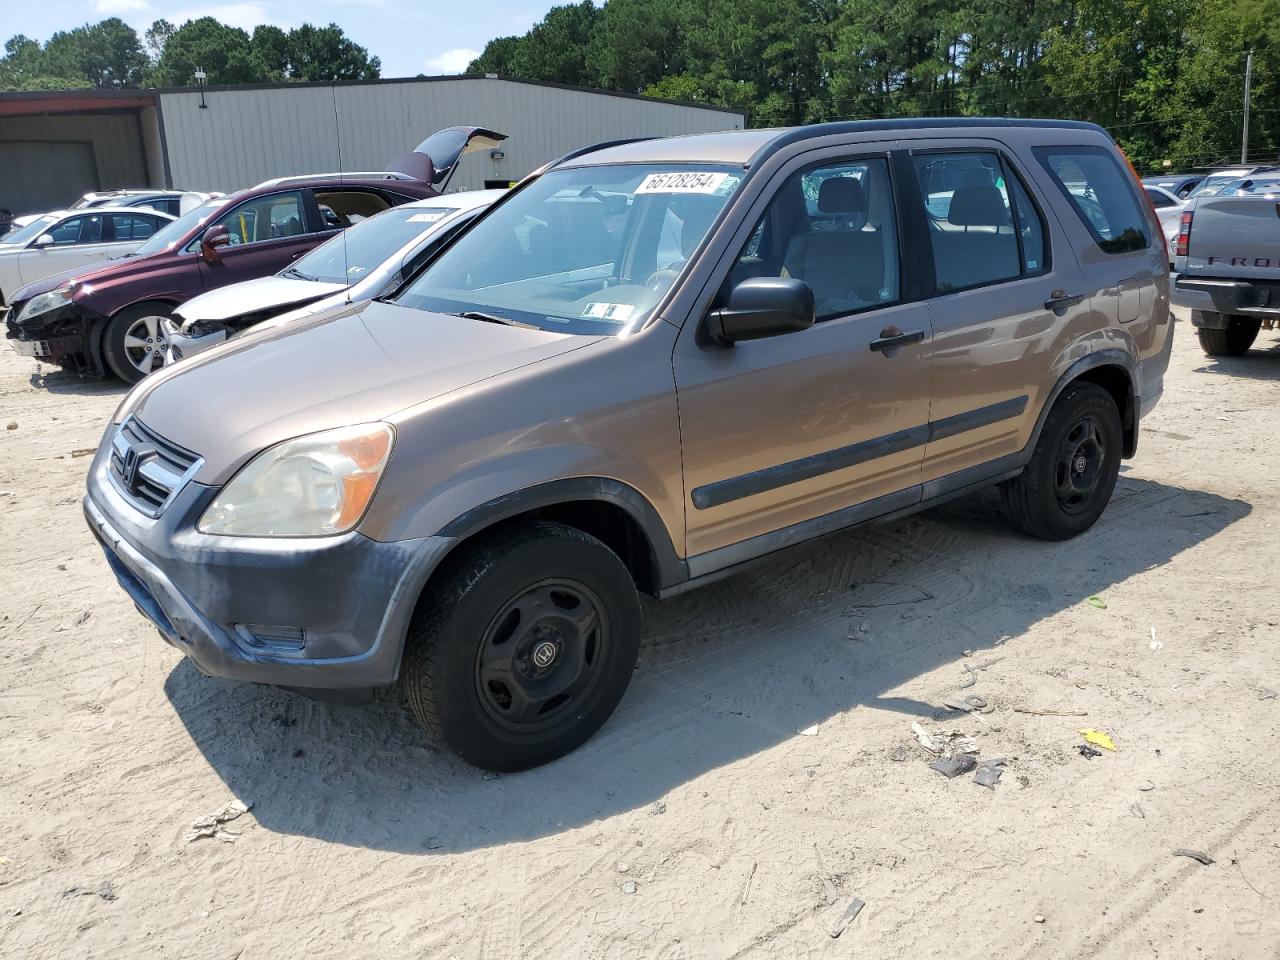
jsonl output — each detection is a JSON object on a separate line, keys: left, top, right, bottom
{"left": 158, "top": 78, "right": 744, "bottom": 194}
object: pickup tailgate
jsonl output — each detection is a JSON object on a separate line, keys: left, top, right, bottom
{"left": 1183, "top": 195, "right": 1280, "bottom": 278}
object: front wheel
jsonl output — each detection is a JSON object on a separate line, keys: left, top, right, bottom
{"left": 401, "top": 521, "right": 641, "bottom": 771}
{"left": 102, "top": 302, "right": 181, "bottom": 383}
{"left": 1197, "top": 315, "right": 1261, "bottom": 357}
{"left": 1001, "top": 383, "right": 1122, "bottom": 540}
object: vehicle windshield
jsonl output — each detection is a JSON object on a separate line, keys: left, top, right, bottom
{"left": 397, "top": 163, "right": 743, "bottom": 335}
{"left": 1187, "top": 173, "right": 1251, "bottom": 198}
{"left": 0, "top": 216, "right": 56, "bottom": 247}
{"left": 132, "top": 198, "right": 225, "bottom": 257}
{"left": 287, "top": 206, "right": 458, "bottom": 284}
{"left": 1226, "top": 175, "right": 1280, "bottom": 196}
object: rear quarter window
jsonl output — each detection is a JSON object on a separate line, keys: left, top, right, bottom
{"left": 1034, "top": 146, "right": 1150, "bottom": 254}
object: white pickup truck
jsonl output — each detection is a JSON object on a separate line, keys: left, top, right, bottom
{"left": 1171, "top": 174, "right": 1280, "bottom": 355}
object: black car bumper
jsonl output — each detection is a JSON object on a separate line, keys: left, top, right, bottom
{"left": 84, "top": 436, "right": 456, "bottom": 697}
{"left": 6, "top": 301, "right": 103, "bottom": 374}
{"left": 1173, "top": 276, "right": 1280, "bottom": 321}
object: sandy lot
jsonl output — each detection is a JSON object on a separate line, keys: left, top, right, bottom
{"left": 1, "top": 312, "right": 1278, "bottom": 960}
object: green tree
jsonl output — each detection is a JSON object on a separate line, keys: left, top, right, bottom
{"left": 150, "top": 17, "right": 262, "bottom": 86}
{"left": 467, "top": 36, "right": 524, "bottom": 75}
{"left": 283, "top": 23, "right": 381, "bottom": 81}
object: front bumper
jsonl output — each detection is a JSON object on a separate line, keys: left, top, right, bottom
{"left": 1173, "top": 276, "right": 1280, "bottom": 319}
{"left": 6, "top": 302, "right": 100, "bottom": 372}
{"left": 168, "top": 326, "right": 227, "bottom": 361}
{"left": 85, "top": 443, "right": 456, "bottom": 692}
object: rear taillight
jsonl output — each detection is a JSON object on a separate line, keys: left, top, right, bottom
{"left": 1175, "top": 209, "right": 1193, "bottom": 258}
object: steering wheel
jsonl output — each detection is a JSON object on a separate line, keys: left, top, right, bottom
{"left": 645, "top": 263, "right": 685, "bottom": 290}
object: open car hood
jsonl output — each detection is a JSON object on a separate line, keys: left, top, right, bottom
{"left": 386, "top": 126, "right": 507, "bottom": 186}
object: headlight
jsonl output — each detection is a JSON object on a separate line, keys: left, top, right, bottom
{"left": 198, "top": 423, "right": 394, "bottom": 537}
{"left": 16, "top": 286, "right": 72, "bottom": 323}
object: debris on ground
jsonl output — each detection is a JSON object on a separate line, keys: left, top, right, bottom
{"left": 73, "top": 611, "right": 91, "bottom": 626}
{"left": 482, "top": 772, "right": 500, "bottom": 781}
{"left": 941, "top": 695, "right": 990, "bottom": 713}
{"left": 1034, "top": 915, "right": 1046, "bottom": 924}
{"left": 911, "top": 721, "right": 942, "bottom": 754}
{"left": 651, "top": 801, "right": 666, "bottom": 815}
{"left": 1172, "top": 848, "right": 1215, "bottom": 866}
{"left": 889, "top": 745, "right": 908, "bottom": 762}
{"left": 6, "top": 422, "right": 16, "bottom": 431}
{"left": 1260, "top": 688, "right": 1277, "bottom": 701}
{"left": 974, "top": 759, "right": 1006, "bottom": 789}
{"left": 740, "top": 861, "right": 757, "bottom": 905}
{"left": 269, "top": 714, "right": 296, "bottom": 727}
{"left": 1077, "top": 743, "right": 1102, "bottom": 759}
{"left": 1086, "top": 596, "right": 1107, "bottom": 609}
{"left": 1137, "top": 780, "right": 1155, "bottom": 792}
{"left": 797, "top": 724, "right": 819, "bottom": 737}
{"left": 70, "top": 448, "right": 95, "bottom": 458}
{"left": 1078, "top": 729, "right": 1116, "bottom": 751}
{"left": 829, "top": 897, "right": 865, "bottom": 938}
{"left": 63, "top": 882, "right": 115, "bottom": 901}
{"left": 186, "top": 799, "right": 252, "bottom": 843}
{"left": 616, "top": 863, "right": 630, "bottom": 874}
{"left": 1014, "top": 706, "right": 1088, "bottom": 717}
{"left": 929, "top": 754, "right": 977, "bottom": 778}
{"left": 622, "top": 880, "right": 638, "bottom": 895}
{"left": 1130, "top": 803, "right": 1145, "bottom": 819}
{"left": 1149, "top": 626, "right": 1163, "bottom": 651}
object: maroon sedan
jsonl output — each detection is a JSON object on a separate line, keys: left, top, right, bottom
{"left": 5, "top": 127, "right": 504, "bottom": 382}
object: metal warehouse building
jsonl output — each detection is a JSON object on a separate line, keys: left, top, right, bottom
{"left": 0, "top": 75, "right": 745, "bottom": 215}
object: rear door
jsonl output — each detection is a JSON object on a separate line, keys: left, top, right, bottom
{"left": 195, "top": 189, "right": 315, "bottom": 291}
{"left": 901, "top": 139, "right": 1093, "bottom": 484}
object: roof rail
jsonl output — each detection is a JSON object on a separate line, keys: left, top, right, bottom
{"left": 541, "top": 137, "right": 657, "bottom": 174}
{"left": 252, "top": 171, "right": 418, "bottom": 189}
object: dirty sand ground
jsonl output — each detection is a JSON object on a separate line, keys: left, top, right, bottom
{"left": 1, "top": 311, "right": 1278, "bottom": 960}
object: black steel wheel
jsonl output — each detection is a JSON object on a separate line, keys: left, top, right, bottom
{"left": 1001, "top": 382, "right": 1122, "bottom": 540}
{"left": 402, "top": 521, "right": 641, "bottom": 771}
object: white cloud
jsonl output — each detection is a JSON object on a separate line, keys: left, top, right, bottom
{"left": 95, "top": 0, "right": 151, "bottom": 12}
{"left": 166, "top": 3, "right": 273, "bottom": 31}
{"left": 425, "top": 48, "right": 480, "bottom": 75}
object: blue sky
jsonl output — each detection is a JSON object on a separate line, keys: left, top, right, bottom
{"left": 5, "top": 0, "right": 558, "bottom": 77}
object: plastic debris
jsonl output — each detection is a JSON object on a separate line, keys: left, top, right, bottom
{"left": 1077, "top": 743, "right": 1102, "bottom": 759}
{"left": 63, "top": 882, "right": 116, "bottom": 901}
{"left": 186, "top": 799, "right": 252, "bottom": 843}
{"left": 1260, "top": 688, "right": 1278, "bottom": 701}
{"left": 829, "top": 897, "right": 865, "bottom": 939}
{"left": 1173, "top": 848, "right": 1215, "bottom": 866}
{"left": 942, "top": 695, "right": 989, "bottom": 713}
{"left": 798, "top": 724, "right": 819, "bottom": 737}
{"left": 1137, "top": 780, "right": 1155, "bottom": 792}
{"left": 911, "top": 721, "right": 942, "bottom": 754}
{"left": 622, "top": 880, "right": 638, "bottom": 895}
{"left": 1086, "top": 596, "right": 1107, "bottom": 609}
{"left": 929, "top": 754, "right": 977, "bottom": 778}
{"left": 974, "top": 760, "right": 1005, "bottom": 789}
{"left": 1078, "top": 729, "right": 1116, "bottom": 751}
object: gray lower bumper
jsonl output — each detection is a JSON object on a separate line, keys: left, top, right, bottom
{"left": 85, "top": 457, "right": 456, "bottom": 691}
{"left": 1173, "top": 277, "right": 1280, "bottom": 319}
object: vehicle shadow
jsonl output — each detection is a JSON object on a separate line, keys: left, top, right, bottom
{"left": 1192, "top": 329, "right": 1280, "bottom": 379}
{"left": 163, "top": 475, "right": 1249, "bottom": 854}
{"left": 28, "top": 367, "right": 129, "bottom": 396}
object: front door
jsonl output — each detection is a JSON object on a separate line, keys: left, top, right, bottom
{"left": 19, "top": 213, "right": 116, "bottom": 286}
{"left": 674, "top": 150, "right": 933, "bottom": 565}
{"left": 196, "top": 189, "right": 318, "bottom": 292}
{"left": 902, "top": 142, "right": 1094, "bottom": 483}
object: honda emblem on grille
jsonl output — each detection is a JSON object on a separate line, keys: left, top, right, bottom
{"left": 122, "top": 447, "right": 141, "bottom": 487}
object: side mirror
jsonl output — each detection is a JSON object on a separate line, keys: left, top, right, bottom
{"left": 200, "top": 224, "right": 231, "bottom": 263}
{"left": 33, "top": 233, "right": 54, "bottom": 248}
{"left": 706, "top": 277, "right": 815, "bottom": 344}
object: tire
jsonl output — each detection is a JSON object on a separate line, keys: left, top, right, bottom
{"left": 1000, "top": 382, "right": 1122, "bottom": 541}
{"left": 1197, "top": 316, "right": 1260, "bottom": 357}
{"left": 401, "top": 520, "right": 641, "bottom": 771}
{"left": 102, "top": 302, "right": 181, "bottom": 383}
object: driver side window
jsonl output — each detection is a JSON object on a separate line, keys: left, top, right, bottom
{"left": 723, "top": 158, "right": 901, "bottom": 320}
{"left": 215, "top": 191, "right": 305, "bottom": 246}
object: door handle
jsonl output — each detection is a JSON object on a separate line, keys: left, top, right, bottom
{"left": 1044, "top": 293, "right": 1084, "bottom": 312}
{"left": 869, "top": 329, "right": 925, "bottom": 353}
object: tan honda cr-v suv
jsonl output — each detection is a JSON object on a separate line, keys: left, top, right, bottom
{"left": 86, "top": 119, "right": 1172, "bottom": 770}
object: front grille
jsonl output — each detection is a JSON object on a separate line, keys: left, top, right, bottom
{"left": 108, "top": 416, "right": 201, "bottom": 516}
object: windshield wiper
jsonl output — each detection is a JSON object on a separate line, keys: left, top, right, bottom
{"left": 281, "top": 266, "right": 316, "bottom": 282}
{"left": 453, "top": 310, "right": 531, "bottom": 327}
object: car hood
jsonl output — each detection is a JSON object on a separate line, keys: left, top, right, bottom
{"left": 10, "top": 251, "right": 153, "bottom": 303}
{"left": 176, "top": 275, "right": 346, "bottom": 324}
{"left": 129, "top": 299, "right": 599, "bottom": 484}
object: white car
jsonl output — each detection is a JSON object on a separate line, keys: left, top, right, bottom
{"left": 0, "top": 206, "right": 175, "bottom": 309}
{"left": 169, "top": 189, "right": 503, "bottom": 362}
{"left": 1143, "top": 184, "right": 1185, "bottom": 265}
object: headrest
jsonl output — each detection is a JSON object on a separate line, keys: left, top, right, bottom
{"left": 818, "top": 177, "right": 867, "bottom": 214}
{"left": 948, "top": 185, "right": 1011, "bottom": 227}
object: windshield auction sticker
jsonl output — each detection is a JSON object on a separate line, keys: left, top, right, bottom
{"left": 635, "top": 172, "right": 731, "bottom": 195}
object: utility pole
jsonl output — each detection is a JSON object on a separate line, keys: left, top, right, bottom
{"left": 1242, "top": 49, "right": 1254, "bottom": 163}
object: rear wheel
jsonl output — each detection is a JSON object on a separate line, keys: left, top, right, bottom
{"left": 102, "top": 302, "right": 181, "bottom": 383}
{"left": 401, "top": 521, "right": 641, "bottom": 771}
{"left": 1197, "top": 315, "right": 1260, "bottom": 357}
{"left": 1001, "top": 383, "right": 1122, "bottom": 540}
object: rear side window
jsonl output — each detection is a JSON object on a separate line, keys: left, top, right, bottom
{"left": 912, "top": 151, "right": 1046, "bottom": 292}
{"left": 109, "top": 214, "right": 161, "bottom": 240}
{"left": 1034, "top": 146, "right": 1149, "bottom": 254}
